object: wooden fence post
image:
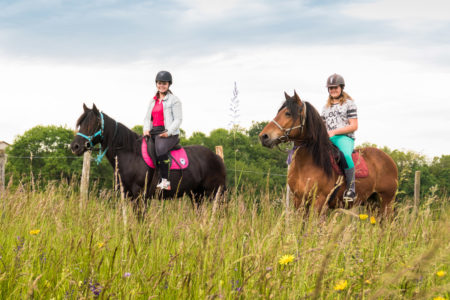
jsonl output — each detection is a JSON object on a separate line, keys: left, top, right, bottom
{"left": 414, "top": 170, "right": 421, "bottom": 210}
{"left": 80, "top": 151, "right": 91, "bottom": 203}
{"left": 0, "top": 152, "right": 6, "bottom": 193}
{"left": 215, "top": 146, "right": 224, "bottom": 161}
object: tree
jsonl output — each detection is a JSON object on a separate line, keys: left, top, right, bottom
{"left": 182, "top": 125, "right": 288, "bottom": 191}
{"left": 429, "top": 155, "right": 450, "bottom": 195}
{"left": 6, "top": 125, "right": 113, "bottom": 189}
{"left": 131, "top": 125, "right": 143, "bottom": 135}
{"left": 247, "top": 121, "right": 268, "bottom": 139}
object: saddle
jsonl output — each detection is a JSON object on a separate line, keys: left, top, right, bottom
{"left": 141, "top": 137, "right": 189, "bottom": 170}
{"left": 331, "top": 147, "right": 369, "bottom": 178}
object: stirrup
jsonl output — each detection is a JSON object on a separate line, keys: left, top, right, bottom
{"left": 343, "top": 190, "right": 356, "bottom": 203}
{"left": 156, "top": 179, "right": 171, "bottom": 191}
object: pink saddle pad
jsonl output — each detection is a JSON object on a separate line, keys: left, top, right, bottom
{"left": 141, "top": 138, "right": 189, "bottom": 170}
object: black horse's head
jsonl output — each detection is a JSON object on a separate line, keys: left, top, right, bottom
{"left": 71, "top": 103, "right": 103, "bottom": 156}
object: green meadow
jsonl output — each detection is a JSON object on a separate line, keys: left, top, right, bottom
{"left": 0, "top": 182, "right": 448, "bottom": 299}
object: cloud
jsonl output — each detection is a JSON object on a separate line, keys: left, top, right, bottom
{"left": 342, "top": 0, "right": 450, "bottom": 31}
{"left": 2, "top": 41, "right": 449, "bottom": 157}
{"left": 174, "top": 0, "right": 242, "bottom": 22}
{"left": 0, "top": 0, "right": 426, "bottom": 62}
{"left": 1, "top": 1, "right": 449, "bottom": 158}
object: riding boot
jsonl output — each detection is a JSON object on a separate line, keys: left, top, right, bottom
{"left": 343, "top": 167, "right": 356, "bottom": 202}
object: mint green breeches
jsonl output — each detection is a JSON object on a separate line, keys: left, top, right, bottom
{"left": 330, "top": 135, "right": 355, "bottom": 169}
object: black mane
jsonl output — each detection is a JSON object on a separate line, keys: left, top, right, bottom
{"left": 77, "top": 109, "right": 141, "bottom": 155}
{"left": 281, "top": 98, "right": 334, "bottom": 178}
{"left": 102, "top": 113, "right": 141, "bottom": 155}
{"left": 76, "top": 111, "right": 88, "bottom": 128}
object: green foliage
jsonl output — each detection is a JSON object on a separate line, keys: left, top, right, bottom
{"left": 181, "top": 123, "right": 288, "bottom": 191}
{"left": 430, "top": 155, "right": 450, "bottom": 195}
{"left": 247, "top": 120, "right": 269, "bottom": 138}
{"left": 5, "top": 125, "right": 113, "bottom": 189}
{"left": 4, "top": 125, "right": 449, "bottom": 200}
{"left": 131, "top": 125, "right": 143, "bottom": 135}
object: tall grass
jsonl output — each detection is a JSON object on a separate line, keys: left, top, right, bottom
{"left": 0, "top": 182, "right": 448, "bottom": 299}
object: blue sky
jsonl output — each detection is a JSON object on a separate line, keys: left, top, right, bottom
{"left": 2, "top": 0, "right": 449, "bottom": 61}
{"left": 1, "top": 0, "right": 450, "bottom": 158}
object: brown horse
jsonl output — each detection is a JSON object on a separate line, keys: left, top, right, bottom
{"left": 259, "top": 91, "right": 398, "bottom": 215}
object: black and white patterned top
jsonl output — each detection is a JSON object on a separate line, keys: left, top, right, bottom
{"left": 321, "top": 100, "right": 358, "bottom": 139}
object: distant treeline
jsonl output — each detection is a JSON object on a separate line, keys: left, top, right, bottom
{"left": 4, "top": 123, "right": 449, "bottom": 201}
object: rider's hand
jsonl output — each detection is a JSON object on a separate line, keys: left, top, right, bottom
{"left": 328, "top": 130, "right": 335, "bottom": 138}
{"left": 159, "top": 132, "right": 168, "bottom": 138}
{"left": 144, "top": 130, "right": 150, "bottom": 136}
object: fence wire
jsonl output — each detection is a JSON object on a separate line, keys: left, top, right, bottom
{"left": 3, "top": 156, "right": 288, "bottom": 177}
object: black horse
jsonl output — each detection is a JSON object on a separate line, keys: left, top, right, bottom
{"left": 70, "top": 104, "right": 226, "bottom": 201}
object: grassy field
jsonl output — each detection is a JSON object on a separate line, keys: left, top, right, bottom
{"left": 0, "top": 182, "right": 449, "bottom": 299}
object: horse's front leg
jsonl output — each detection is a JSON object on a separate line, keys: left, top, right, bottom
{"left": 313, "top": 194, "right": 329, "bottom": 215}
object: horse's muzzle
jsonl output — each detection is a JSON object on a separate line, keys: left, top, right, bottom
{"left": 70, "top": 140, "right": 86, "bottom": 156}
{"left": 259, "top": 133, "right": 277, "bottom": 148}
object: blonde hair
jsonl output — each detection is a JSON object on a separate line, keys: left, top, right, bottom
{"left": 326, "top": 91, "right": 353, "bottom": 107}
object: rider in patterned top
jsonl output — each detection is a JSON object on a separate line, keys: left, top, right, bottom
{"left": 321, "top": 73, "right": 358, "bottom": 202}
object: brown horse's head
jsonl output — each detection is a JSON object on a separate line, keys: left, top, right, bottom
{"left": 259, "top": 91, "right": 306, "bottom": 148}
{"left": 71, "top": 103, "right": 103, "bottom": 156}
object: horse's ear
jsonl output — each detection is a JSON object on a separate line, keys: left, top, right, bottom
{"left": 294, "top": 90, "right": 303, "bottom": 106}
{"left": 284, "top": 92, "right": 290, "bottom": 100}
{"left": 83, "top": 103, "right": 88, "bottom": 112}
{"left": 92, "top": 103, "right": 99, "bottom": 115}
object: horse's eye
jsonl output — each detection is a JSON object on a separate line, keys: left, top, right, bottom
{"left": 285, "top": 111, "right": 291, "bottom": 117}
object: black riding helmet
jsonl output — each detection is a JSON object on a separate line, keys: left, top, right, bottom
{"left": 155, "top": 71, "right": 172, "bottom": 85}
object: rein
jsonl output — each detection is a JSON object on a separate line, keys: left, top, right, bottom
{"left": 271, "top": 103, "right": 307, "bottom": 143}
{"left": 76, "top": 112, "right": 118, "bottom": 165}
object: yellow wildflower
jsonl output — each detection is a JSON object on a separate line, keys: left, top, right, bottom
{"left": 29, "top": 229, "right": 41, "bottom": 235}
{"left": 436, "top": 270, "right": 446, "bottom": 277}
{"left": 359, "top": 214, "right": 368, "bottom": 220}
{"left": 279, "top": 254, "right": 295, "bottom": 266}
{"left": 333, "top": 280, "right": 348, "bottom": 291}
{"left": 365, "top": 279, "right": 372, "bottom": 284}
{"left": 97, "top": 242, "right": 105, "bottom": 249}
{"left": 370, "top": 216, "right": 376, "bottom": 224}
{"left": 433, "top": 297, "right": 445, "bottom": 300}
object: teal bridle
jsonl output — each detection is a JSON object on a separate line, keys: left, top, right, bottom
{"left": 76, "top": 112, "right": 111, "bottom": 164}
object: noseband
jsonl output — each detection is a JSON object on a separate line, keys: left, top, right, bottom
{"left": 271, "top": 103, "right": 307, "bottom": 143}
{"left": 77, "top": 112, "right": 106, "bottom": 149}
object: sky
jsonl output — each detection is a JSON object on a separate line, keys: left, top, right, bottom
{"left": 1, "top": 0, "right": 449, "bottom": 159}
